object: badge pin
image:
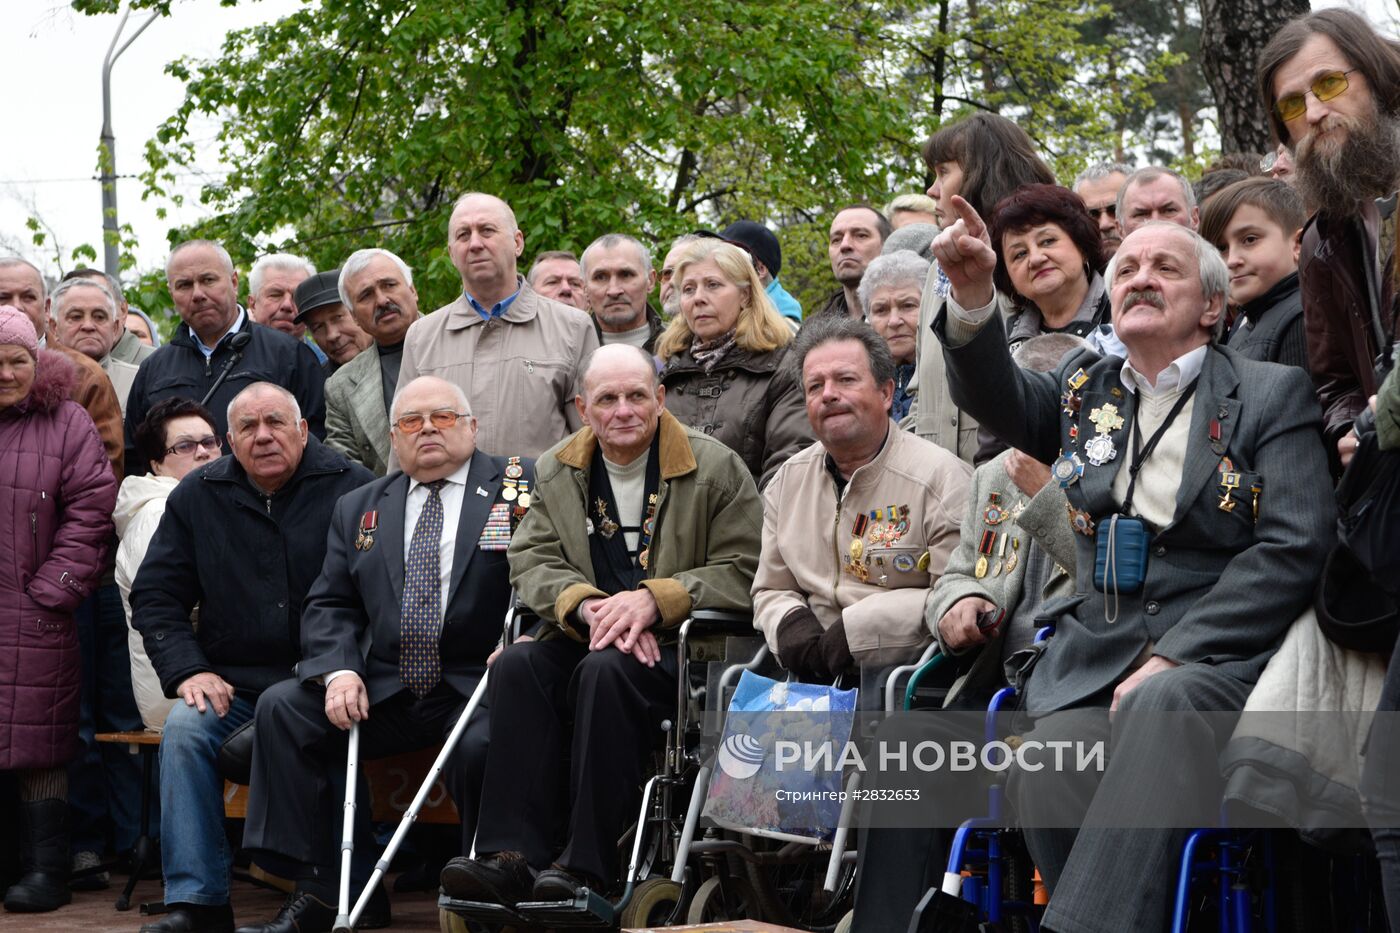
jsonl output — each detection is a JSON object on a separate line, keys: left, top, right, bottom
{"left": 1084, "top": 433, "right": 1117, "bottom": 467}
{"left": 893, "top": 553, "right": 916, "bottom": 573}
{"left": 476, "top": 486, "right": 489, "bottom": 497}
{"left": 1067, "top": 506, "right": 1096, "bottom": 536}
{"left": 504, "top": 463, "right": 524, "bottom": 480}
{"left": 1052, "top": 452, "right": 1085, "bottom": 488}
{"left": 915, "top": 551, "right": 931, "bottom": 572}
{"left": 1089, "top": 403, "right": 1124, "bottom": 434}
{"left": 1067, "top": 368, "right": 1089, "bottom": 391}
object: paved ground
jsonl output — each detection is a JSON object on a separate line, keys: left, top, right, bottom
{"left": 0, "top": 873, "right": 445, "bottom": 932}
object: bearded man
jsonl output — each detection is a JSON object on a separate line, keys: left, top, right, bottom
{"left": 1259, "top": 9, "right": 1400, "bottom": 470}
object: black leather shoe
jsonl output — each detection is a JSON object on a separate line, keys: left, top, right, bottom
{"left": 531, "top": 865, "right": 605, "bottom": 901}
{"left": 439, "top": 852, "right": 533, "bottom": 904}
{"left": 232, "top": 891, "right": 334, "bottom": 933}
{"left": 140, "top": 903, "right": 236, "bottom": 933}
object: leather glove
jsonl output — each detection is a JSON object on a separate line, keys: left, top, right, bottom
{"left": 775, "top": 607, "right": 827, "bottom": 681}
{"left": 818, "top": 620, "right": 854, "bottom": 679}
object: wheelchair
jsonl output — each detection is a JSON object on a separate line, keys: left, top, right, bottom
{"left": 438, "top": 611, "right": 944, "bottom": 931}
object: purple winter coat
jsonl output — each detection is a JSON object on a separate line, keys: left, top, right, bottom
{"left": 0, "top": 349, "right": 117, "bottom": 770}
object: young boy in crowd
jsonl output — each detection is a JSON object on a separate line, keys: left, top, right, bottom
{"left": 1198, "top": 176, "right": 1308, "bottom": 371}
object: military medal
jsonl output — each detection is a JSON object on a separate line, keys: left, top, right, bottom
{"left": 1061, "top": 390, "right": 1082, "bottom": 417}
{"left": 975, "top": 529, "right": 995, "bottom": 579}
{"left": 516, "top": 479, "right": 533, "bottom": 509}
{"left": 1089, "top": 403, "right": 1124, "bottom": 434}
{"left": 1052, "top": 452, "right": 1085, "bottom": 488}
{"left": 502, "top": 456, "right": 525, "bottom": 502}
{"left": 356, "top": 510, "right": 378, "bottom": 551}
{"left": 983, "top": 493, "right": 1007, "bottom": 526}
{"left": 1218, "top": 471, "right": 1240, "bottom": 512}
{"left": 1250, "top": 482, "right": 1262, "bottom": 523}
{"left": 849, "top": 538, "right": 864, "bottom": 562}
{"left": 1084, "top": 433, "right": 1117, "bottom": 467}
{"left": 1004, "top": 538, "right": 1020, "bottom": 574}
{"left": 594, "top": 497, "right": 619, "bottom": 539}
{"left": 991, "top": 532, "right": 1009, "bottom": 577}
{"left": 636, "top": 493, "right": 658, "bottom": 570}
{"left": 1067, "top": 505, "right": 1095, "bottom": 536}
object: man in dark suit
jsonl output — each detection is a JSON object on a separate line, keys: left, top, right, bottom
{"left": 237, "top": 375, "right": 528, "bottom": 933}
{"left": 924, "top": 200, "right": 1335, "bottom": 933}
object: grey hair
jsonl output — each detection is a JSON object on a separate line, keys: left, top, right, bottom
{"left": 0, "top": 257, "right": 47, "bottom": 297}
{"left": 857, "top": 250, "right": 932, "bottom": 315}
{"left": 68, "top": 268, "right": 125, "bottom": 303}
{"left": 579, "top": 344, "right": 661, "bottom": 392}
{"left": 49, "top": 277, "right": 117, "bottom": 316}
{"left": 526, "top": 250, "right": 580, "bottom": 285}
{"left": 450, "top": 192, "right": 518, "bottom": 234}
{"left": 1073, "top": 161, "right": 1133, "bottom": 192}
{"left": 167, "top": 239, "right": 235, "bottom": 279}
{"left": 338, "top": 248, "right": 414, "bottom": 307}
{"left": 1116, "top": 166, "right": 1197, "bottom": 220}
{"left": 390, "top": 376, "right": 472, "bottom": 421}
{"left": 226, "top": 381, "right": 303, "bottom": 429}
{"left": 249, "top": 253, "right": 316, "bottom": 296}
{"left": 581, "top": 234, "right": 654, "bottom": 276}
{"left": 1012, "top": 333, "right": 1089, "bottom": 373}
{"left": 790, "top": 314, "right": 897, "bottom": 388}
{"left": 885, "top": 193, "right": 939, "bottom": 217}
{"left": 1105, "top": 221, "right": 1230, "bottom": 339}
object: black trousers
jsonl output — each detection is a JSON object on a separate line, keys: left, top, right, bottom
{"left": 1362, "top": 634, "right": 1400, "bottom": 933}
{"left": 242, "top": 676, "right": 489, "bottom": 876}
{"left": 473, "top": 637, "right": 676, "bottom": 886}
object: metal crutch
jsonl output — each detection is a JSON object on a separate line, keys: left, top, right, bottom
{"left": 330, "top": 594, "right": 517, "bottom": 931}
{"left": 332, "top": 671, "right": 491, "bottom": 931}
{"left": 331, "top": 720, "right": 361, "bottom": 932}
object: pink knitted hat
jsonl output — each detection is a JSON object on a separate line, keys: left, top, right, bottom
{"left": 0, "top": 305, "right": 38, "bottom": 358}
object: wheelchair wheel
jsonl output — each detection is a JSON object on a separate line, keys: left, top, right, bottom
{"left": 741, "top": 841, "right": 854, "bottom": 931}
{"left": 686, "top": 875, "right": 760, "bottom": 923}
{"left": 618, "top": 877, "right": 683, "bottom": 928}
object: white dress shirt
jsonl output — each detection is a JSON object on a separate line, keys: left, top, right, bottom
{"left": 326, "top": 457, "right": 471, "bottom": 688}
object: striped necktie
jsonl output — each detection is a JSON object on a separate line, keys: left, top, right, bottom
{"left": 400, "top": 479, "right": 446, "bottom": 697}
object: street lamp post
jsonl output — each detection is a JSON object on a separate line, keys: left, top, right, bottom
{"left": 100, "top": 3, "right": 159, "bottom": 276}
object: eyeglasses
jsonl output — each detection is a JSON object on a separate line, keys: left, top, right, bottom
{"left": 393, "top": 409, "right": 471, "bottom": 434}
{"left": 1274, "top": 69, "right": 1356, "bottom": 122}
{"left": 1086, "top": 204, "right": 1117, "bottom": 221}
{"left": 164, "top": 435, "right": 221, "bottom": 457}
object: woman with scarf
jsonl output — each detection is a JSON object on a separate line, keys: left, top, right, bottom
{"left": 656, "top": 240, "right": 811, "bottom": 487}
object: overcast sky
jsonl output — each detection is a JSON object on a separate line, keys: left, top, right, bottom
{"left": 3, "top": 0, "right": 1396, "bottom": 284}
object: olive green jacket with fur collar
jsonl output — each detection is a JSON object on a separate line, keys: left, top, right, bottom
{"left": 507, "top": 409, "right": 762, "bottom": 639}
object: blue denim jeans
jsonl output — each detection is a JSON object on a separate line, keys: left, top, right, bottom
{"left": 70, "top": 583, "right": 154, "bottom": 852}
{"left": 159, "top": 694, "right": 255, "bottom": 906}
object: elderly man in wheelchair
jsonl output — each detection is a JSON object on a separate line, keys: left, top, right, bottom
{"left": 438, "top": 344, "right": 763, "bottom": 908}
{"left": 871, "top": 210, "right": 1338, "bottom": 933}
{"left": 752, "top": 316, "right": 972, "bottom": 685}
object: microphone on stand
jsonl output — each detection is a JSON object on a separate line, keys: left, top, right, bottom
{"left": 200, "top": 330, "right": 254, "bottom": 409}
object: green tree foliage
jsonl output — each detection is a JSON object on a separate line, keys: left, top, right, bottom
{"left": 73, "top": 0, "right": 1179, "bottom": 315}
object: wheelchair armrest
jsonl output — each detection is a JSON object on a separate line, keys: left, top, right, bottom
{"left": 884, "top": 642, "right": 942, "bottom": 712}
{"left": 687, "top": 609, "right": 755, "bottom": 637}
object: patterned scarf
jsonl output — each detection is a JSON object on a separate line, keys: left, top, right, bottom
{"left": 690, "top": 327, "right": 739, "bottom": 373}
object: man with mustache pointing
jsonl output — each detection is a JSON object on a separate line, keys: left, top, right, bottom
{"left": 925, "top": 198, "right": 1335, "bottom": 933}
{"left": 324, "top": 248, "right": 423, "bottom": 475}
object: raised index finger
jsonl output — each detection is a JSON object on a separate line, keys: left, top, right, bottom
{"left": 950, "top": 195, "right": 986, "bottom": 239}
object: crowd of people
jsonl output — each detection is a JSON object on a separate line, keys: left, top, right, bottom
{"left": 1, "top": 8, "right": 1398, "bottom": 933}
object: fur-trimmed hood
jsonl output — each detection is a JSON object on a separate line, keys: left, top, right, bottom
{"left": 9, "top": 348, "right": 77, "bottom": 414}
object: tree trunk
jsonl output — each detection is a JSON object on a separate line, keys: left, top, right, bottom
{"left": 1174, "top": 0, "right": 1196, "bottom": 160}
{"left": 1198, "top": 0, "right": 1311, "bottom": 154}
